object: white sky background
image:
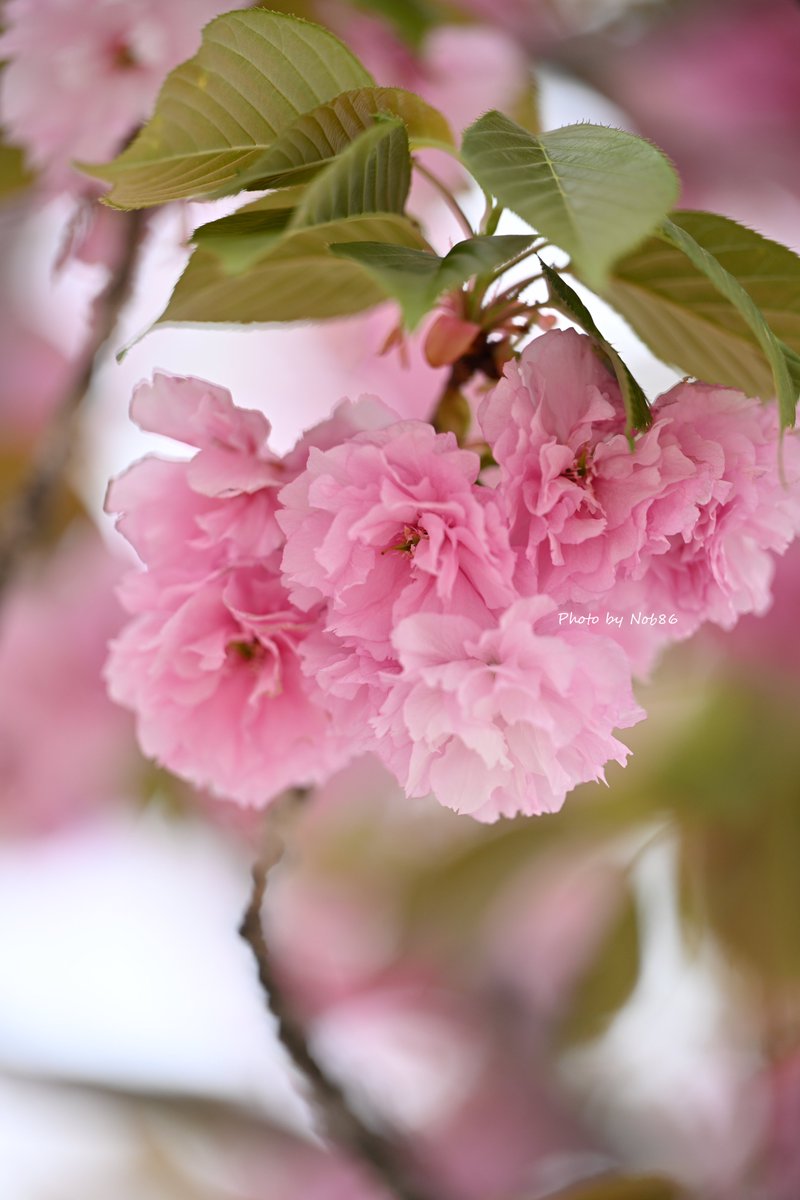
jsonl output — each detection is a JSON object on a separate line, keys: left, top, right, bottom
{"left": 0, "top": 67, "right": 783, "bottom": 1197}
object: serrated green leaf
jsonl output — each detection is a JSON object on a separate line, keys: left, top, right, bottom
{"left": 602, "top": 211, "right": 800, "bottom": 428}
{"left": 236, "top": 86, "right": 453, "bottom": 191}
{"left": 291, "top": 118, "right": 411, "bottom": 227}
{"left": 80, "top": 10, "right": 373, "bottom": 208}
{"left": 332, "top": 233, "right": 537, "bottom": 326}
{"left": 159, "top": 213, "right": 429, "bottom": 326}
{"left": 658, "top": 218, "right": 796, "bottom": 428}
{"left": 461, "top": 112, "right": 678, "bottom": 289}
{"left": 541, "top": 262, "right": 652, "bottom": 432}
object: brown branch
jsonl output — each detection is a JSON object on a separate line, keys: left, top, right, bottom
{"left": 0, "top": 207, "right": 146, "bottom": 600}
{"left": 239, "top": 855, "right": 438, "bottom": 1200}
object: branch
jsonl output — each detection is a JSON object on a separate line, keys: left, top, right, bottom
{"left": 413, "top": 159, "right": 474, "bottom": 240}
{"left": 239, "top": 855, "right": 437, "bottom": 1200}
{"left": 0, "top": 207, "right": 146, "bottom": 600}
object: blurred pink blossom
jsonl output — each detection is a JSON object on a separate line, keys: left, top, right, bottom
{"left": 717, "top": 539, "right": 800, "bottom": 680}
{"left": 326, "top": 13, "right": 532, "bottom": 147}
{"left": 0, "top": 311, "right": 70, "bottom": 440}
{"left": 0, "top": 530, "right": 134, "bottom": 836}
{"left": 0, "top": 0, "right": 227, "bottom": 192}
{"left": 597, "top": 0, "right": 800, "bottom": 208}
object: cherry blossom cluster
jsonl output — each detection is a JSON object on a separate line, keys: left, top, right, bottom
{"left": 105, "top": 329, "right": 800, "bottom": 820}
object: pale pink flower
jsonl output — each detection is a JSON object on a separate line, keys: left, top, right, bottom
{"left": 278, "top": 421, "right": 517, "bottom": 658}
{"left": 0, "top": 0, "right": 227, "bottom": 192}
{"left": 482, "top": 331, "right": 800, "bottom": 665}
{"left": 0, "top": 310, "right": 70, "bottom": 440}
{"left": 372, "top": 596, "right": 644, "bottom": 821}
{"left": 716, "top": 539, "right": 800, "bottom": 679}
{"left": 106, "top": 373, "right": 357, "bottom": 807}
{"left": 596, "top": 0, "right": 800, "bottom": 207}
{"left": 481, "top": 329, "right": 704, "bottom": 604}
{"left": 326, "top": 14, "right": 533, "bottom": 144}
{"left": 0, "top": 531, "right": 135, "bottom": 837}
{"left": 106, "top": 561, "right": 345, "bottom": 805}
{"left": 117, "top": 372, "right": 287, "bottom": 568}
{"left": 627, "top": 382, "right": 800, "bottom": 638}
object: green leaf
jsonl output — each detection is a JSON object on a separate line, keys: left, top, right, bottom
{"left": 559, "top": 886, "right": 641, "bottom": 1045}
{"left": 236, "top": 86, "right": 454, "bottom": 191}
{"left": 189, "top": 188, "right": 308, "bottom": 273}
{"left": 351, "top": 0, "right": 438, "bottom": 48}
{"left": 655, "top": 680, "right": 800, "bottom": 985}
{"left": 332, "top": 233, "right": 537, "bottom": 326}
{"left": 782, "top": 342, "right": 800, "bottom": 395}
{"left": 291, "top": 118, "right": 411, "bottom": 227}
{"left": 550, "top": 1175, "right": 685, "bottom": 1200}
{"left": 80, "top": 10, "right": 373, "bottom": 208}
{"left": 602, "top": 211, "right": 800, "bottom": 428}
{"left": 192, "top": 207, "right": 297, "bottom": 274}
{"left": 0, "top": 141, "right": 34, "bottom": 198}
{"left": 159, "top": 213, "right": 430, "bottom": 326}
{"left": 659, "top": 218, "right": 796, "bottom": 428}
{"left": 461, "top": 112, "right": 678, "bottom": 289}
{"left": 541, "top": 262, "right": 652, "bottom": 432}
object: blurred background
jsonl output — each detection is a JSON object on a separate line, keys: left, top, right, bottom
{"left": 1, "top": 1, "right": 800, "bottom": 1197}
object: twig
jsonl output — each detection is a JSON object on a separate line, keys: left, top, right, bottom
{"left": 239, "top": 853, "right": 437, "bottom": 1200}
{"left": 413, "top": 159, "right": 474, "bottom": 239}
{"left": 0, "top": 207, "right": 146, "bottom": 600}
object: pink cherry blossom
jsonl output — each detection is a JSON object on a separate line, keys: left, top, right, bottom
{"left": 626, "top": 382, "right": 800, "bottom": 638}
{"left": 106, "top": 560, "right": 345, "bottom": 806}
{"left": 596, "top": 0, "right": 800, "bottom": 209}
{"left": 105, "top": 373, "right": 356, "bottom": 807}
{"left": 0, "top": 531, "right": 135, "bottom": 837}
{"left": 0, "top": 309, "right": 70, "bottom": 440}
{"left": 0, "top": 0, "right": 228, "bottom": 192}
{"left": 373, "top": 596, "right": 644, "bottom": 821}
{"left": 716, "top": 539, "right": 800, "bottom": 679}
{"left": 326, "top": 13, "right": 532, "bottom": 145}
{"left": 278, "top": 421, "right": 517, "bottom": 658}
{"left": 481, "top": 329, "right": 705, "bottom": 603}
{"left": 482, "top": 330, "right": 800, "bottom": 663}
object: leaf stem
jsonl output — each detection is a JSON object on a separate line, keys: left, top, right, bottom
{"left": 239, "top": 849, "right": 436, "bottom": 1200}
{"left": 0, "top": 208, "right": 146, "bottom": 602}
{"left": 484, "top": 204, "right": 504, "bottom": 237}
{"left": 413, "top": 158, "right": 474, "bottom": 239}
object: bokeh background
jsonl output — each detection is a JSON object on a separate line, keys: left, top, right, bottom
{"left": 1, "top": 2, "right": 800, "bottom": 1197}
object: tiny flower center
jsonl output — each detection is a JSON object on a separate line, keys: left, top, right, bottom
{"left": 108, "top": 38, "right": 140, "bottom": 70}
{"left": 561, "top": 446, "right": 593, "bottom": 485}
{"left": 383, "top": 522, "right": 428, "bottom": 556}
{"left": 227, "top": 637, "right": 265, "bottom": 664}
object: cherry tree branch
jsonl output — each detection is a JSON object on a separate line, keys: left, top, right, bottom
{"left": 0, "top": 207, "right": 146, "bottom": 600}
{"left": 413, "top": 159, "right": 474, "bottom": 239}
{"left": 239, "top": 853, "right": 437, "bottom": 1200}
